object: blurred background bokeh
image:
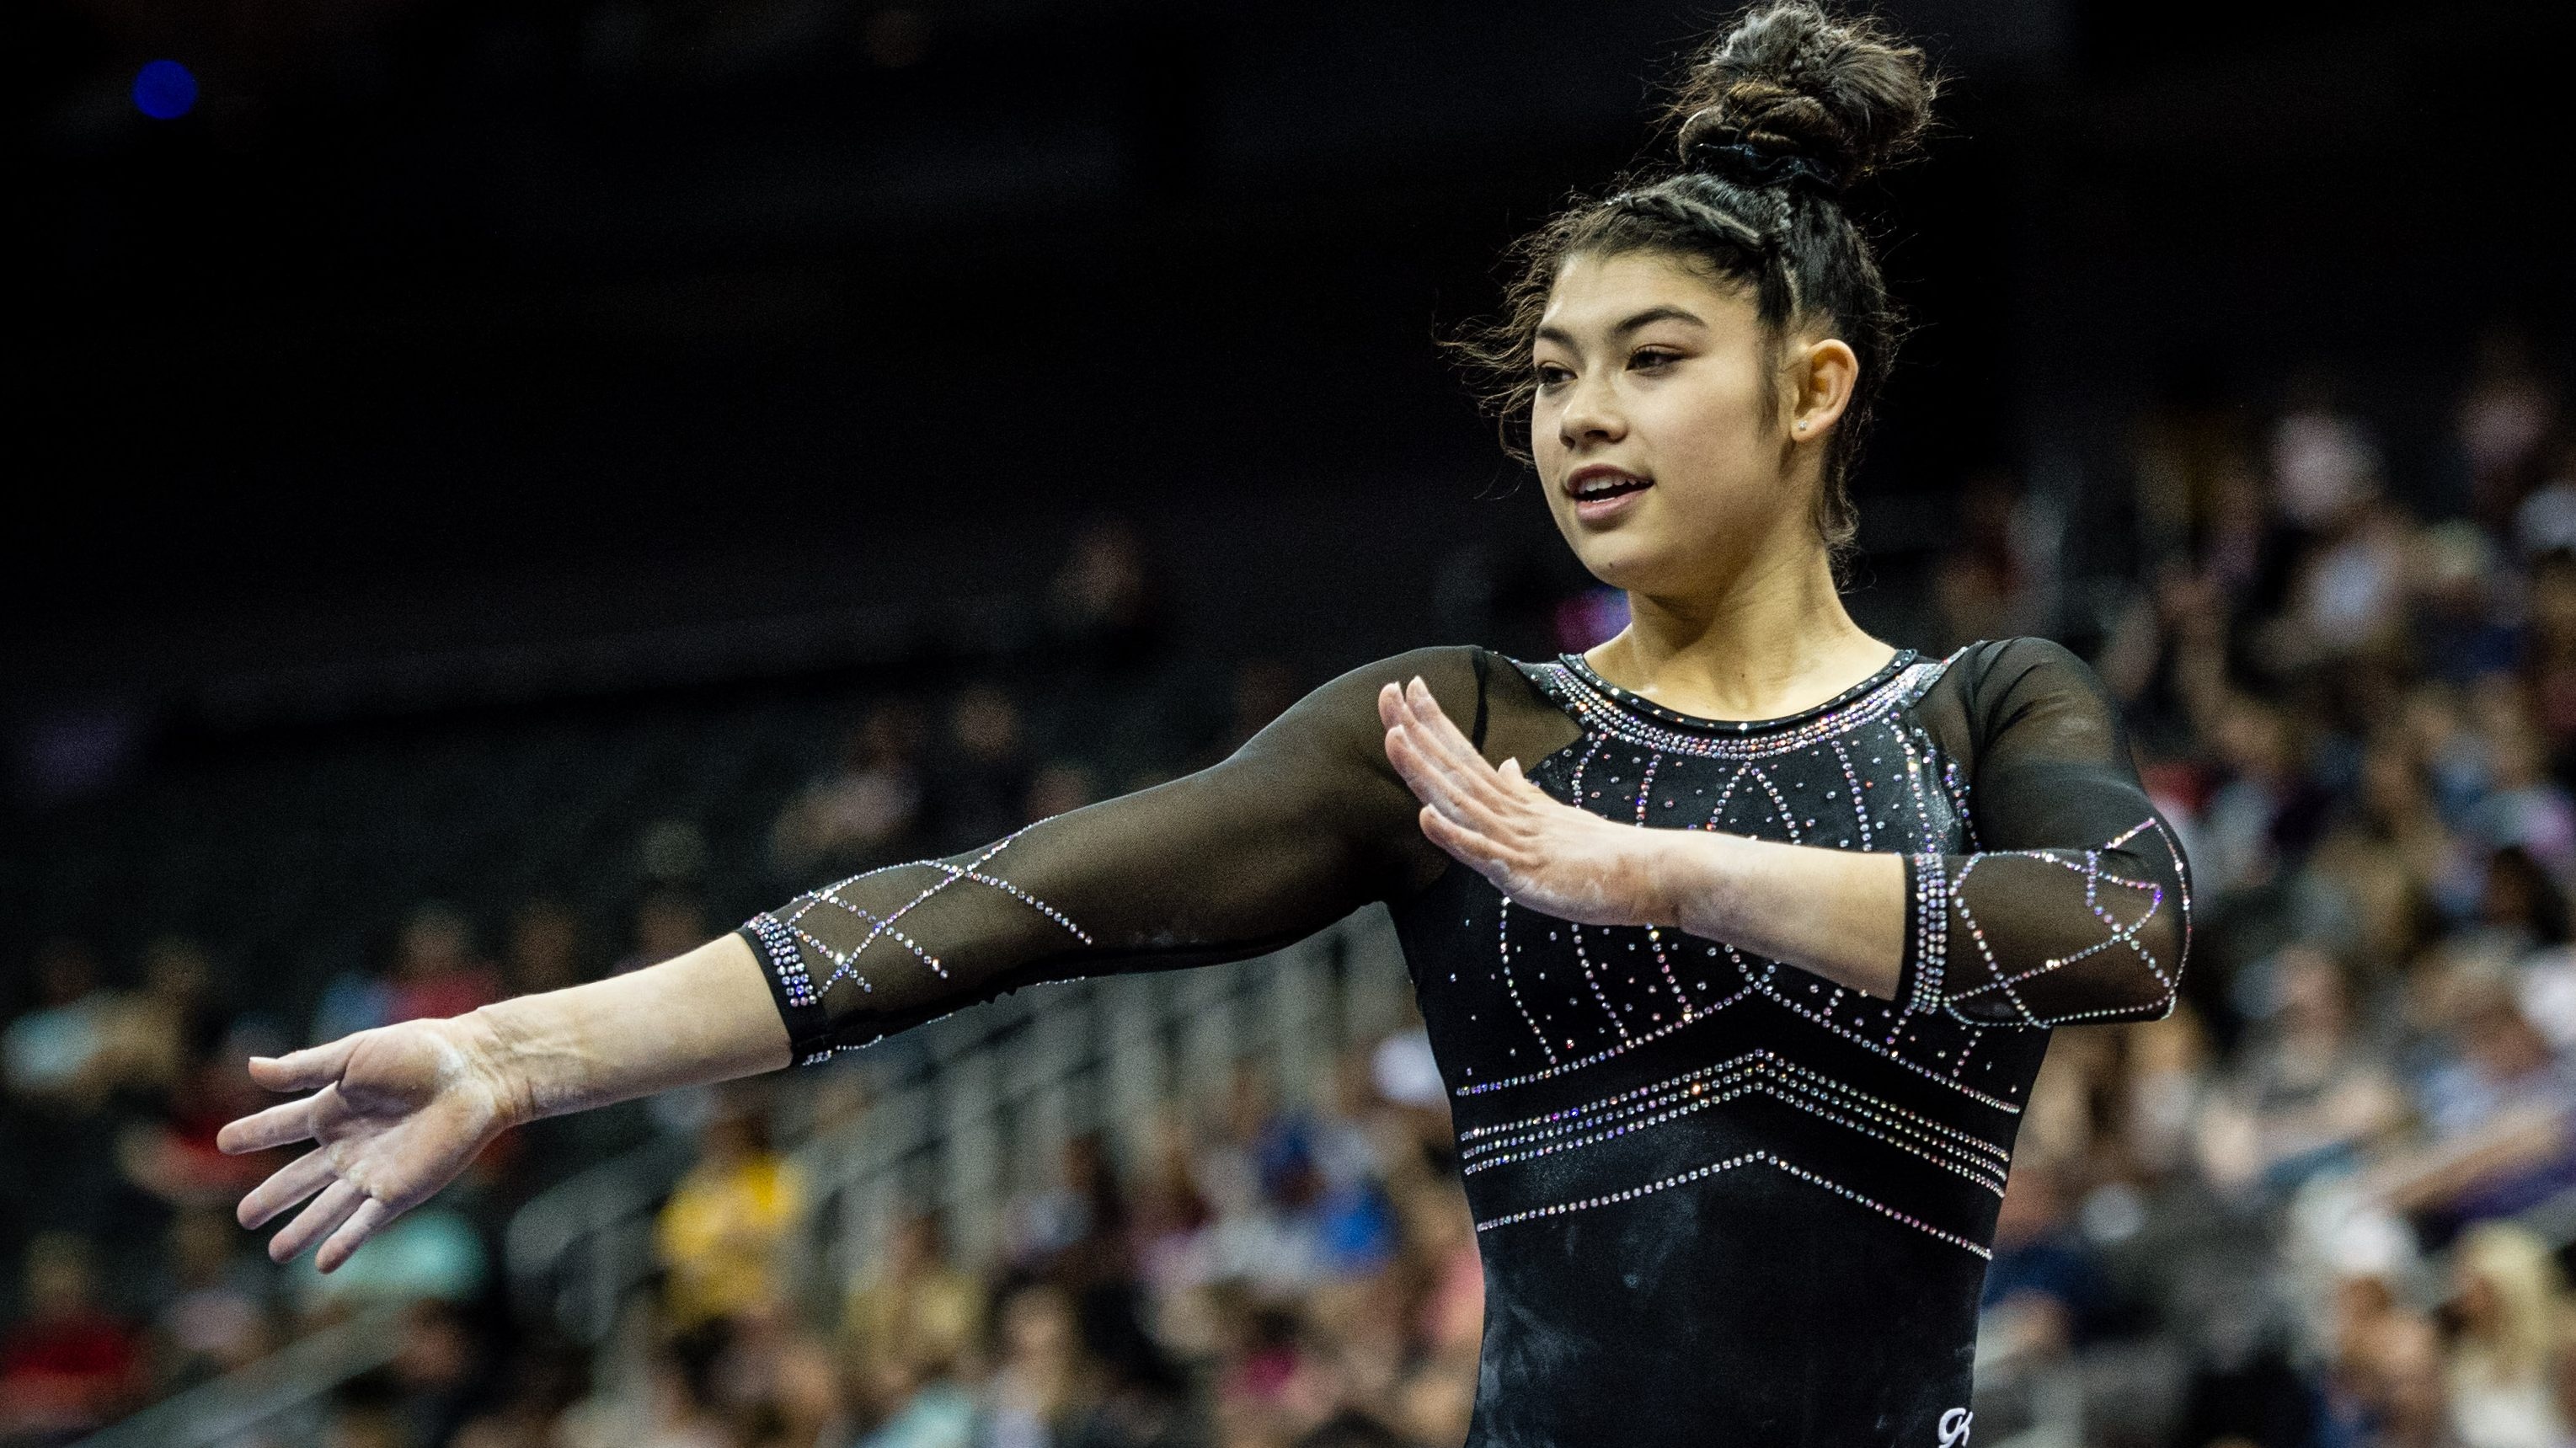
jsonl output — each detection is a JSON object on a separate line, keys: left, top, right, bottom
{"left": 9, "top": 1, "right": 2576, "bottom": 1445}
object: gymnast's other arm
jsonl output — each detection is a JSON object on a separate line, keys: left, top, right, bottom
{"left": 1377, "top": 638, "right": 2191, "bottom": 1029}
{"left": 222, "top": 648, "right": 1488, "bottom": 1272}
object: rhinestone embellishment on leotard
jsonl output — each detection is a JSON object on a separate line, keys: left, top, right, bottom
{"left": 746, "top": 822, "right": 1093, "bottom": 1022}
{"left": 1905, "top": 853, "right": 1949, "bottom": 1017}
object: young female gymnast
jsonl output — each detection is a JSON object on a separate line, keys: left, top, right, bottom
{"left": 222, "top": 5, "right": 2188, "bottom": 1440}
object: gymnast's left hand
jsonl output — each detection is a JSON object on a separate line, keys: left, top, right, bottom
{"left": 1379, "top": 674, "right": 1688, "bottom": 928}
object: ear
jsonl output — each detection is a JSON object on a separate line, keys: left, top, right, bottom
{"left": 1786, "top": 337, "right": 1859, "bottom": 445}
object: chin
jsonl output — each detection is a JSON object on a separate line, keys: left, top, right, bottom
{"left": 1569, "top": 538, "right": 1674, "bottom": 593}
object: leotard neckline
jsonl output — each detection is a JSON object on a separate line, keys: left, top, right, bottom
{"left": 1554, "top": 645, "right": 1921, "bottom": 736}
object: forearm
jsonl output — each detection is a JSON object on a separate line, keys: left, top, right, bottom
{"left": 1656, "top": 832, "right": 1905, "bottom": 1002}
{"left": 472, "top": 933, "right": 791, "bottom": 1124}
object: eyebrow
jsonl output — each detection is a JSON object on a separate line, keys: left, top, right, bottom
{"left": 1534, "top": 305, "right": 1709, "bottom": 350}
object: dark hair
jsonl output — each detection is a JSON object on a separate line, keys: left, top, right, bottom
{"left": 1446, "top": 1, "right": 1937, "bottom": 568}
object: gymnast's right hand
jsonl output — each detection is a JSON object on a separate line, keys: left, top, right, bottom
{"left": 218, "top": 1016, "right": 525, "bottom": 1273}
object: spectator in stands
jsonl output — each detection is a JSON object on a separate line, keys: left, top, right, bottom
{"left": 0, "top": 1232, "right": 144, "bottom": 1439}
{"left": 1043, "top": 519, "right": 1169, "bottom": 671}
{"left": 614, "top": 888, "right": 709, "bottom": 979}
{"left": 2193, "top": 692, "right": 2330, "bottom": 900}
{"left": 556, "top": 1334, "right": 731, "bottom": 1448}
{"left": 2457, "top": 326, "right": 2561, "bottom": 534}
{"left": 388, "top": 903, "right": 502, "bottom": 1024}
{"left": 846, "top": 1213, "right": 985, "bottom": 1419}
{"left": 2194, "top": 947, "right": 2409, "bottom": 1205}
{"left": 2414, "top": 525, "right": 2524, "bottom": 689}
{"left": 2516, "top": 552, "right": 2576, "bottom": 764}
{"left": 977, "top": 1280, "right": 1107, "bottom": 1448}
{"left": 2441, "top": 1221, "right": 2573, "bottom": 1448}
{"left": 932, "top": 684, "right": 1034, "bottom": 852}
{"left": 1977, "top": 1157, "right": 2111, "bottom": 1371}
{"left": 655, "top": 1096, "right": 804, "bottom": 1330}
{"left": 1128, "top": 1114, "right": 1214, "bottom": 1306}
{"left": 2461, "top": 680, "right": 2576, "bottom": 890}
{"left": 1007, "top": 1134, "right": 1130, "bottom": 1290}
{"left": 772, "top": 700, "right": 931, "bottom": 876}
{"left": 3, "top": 939, "right": 121, "bottom": 1114}
{"left": 1929, "top": 470, "right": 2048, "bottom": 653}
{"left": 383, "top": 1300, "right": 487, "bottom": 1448}
{"left": 147, "top": 1204, "right": 275, "bottom": 1392}
{"left": 2361, "top": 975, "right": 2576, "bottom": 1252}
{"left": 102, "top": 935, "right": 226, "bottom": 1100}
{"left": 505, "top": 897, "right": 588, "bottom": 996}
{"left": 119, "top": 1017, "right": 292, "bottom": 1208}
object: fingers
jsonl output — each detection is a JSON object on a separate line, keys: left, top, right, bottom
{"left": 1385, "top": 724, "right": 1512, "bottom": 836}
{"left": 1403, "top": 676, "right": 1489, "bottom": 766}
{"left": 218, "top": 1093, "right": 323, "bottom": 1156}
{"left": 238, "top": 1148, "right": 339, "bottom": 1230}
{"left": 316, "top": 1198, "right": 395, "bottom": 1274}
{"left": 248, "top": 1035, "right": 361, "bottom": 1094}
{"left": 1380, "top": 677, "right": 1483, "bottom": 777}
{"left": 268, "top": 1178, "right": 365, "bottom": 1265}
{"left": 1419, "top": 804, "right": 1510, "bottom": 878}
{"left": 1386, "top": 680, "right": 1510, "bottom": 806}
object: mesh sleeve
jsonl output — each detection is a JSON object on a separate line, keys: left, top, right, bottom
{"left": 737, "top": 648, "right": 1485, "bottom": 1064}
{"left": 1891, "top": 639, "right": 2192, "bottom": 1029}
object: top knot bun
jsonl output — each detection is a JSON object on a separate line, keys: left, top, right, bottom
{"left": 1670, "top": 2, "right": 1937, "bottom": 193}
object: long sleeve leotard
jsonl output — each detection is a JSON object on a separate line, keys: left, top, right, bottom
{"left": 735, "top": 638, "right": 2189, "bottom": 1448}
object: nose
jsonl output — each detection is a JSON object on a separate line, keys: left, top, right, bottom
{"left": 1555, "top": 370, "right": 1626, "bottom": 451}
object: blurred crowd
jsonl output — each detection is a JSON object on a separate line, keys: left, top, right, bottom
{"left": 11, "top": 329, "right": 2576, "bottom": 1448}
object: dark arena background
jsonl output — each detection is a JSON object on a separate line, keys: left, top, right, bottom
{"left": 9, "top": 1, "right": 2576, "bottom": 1445}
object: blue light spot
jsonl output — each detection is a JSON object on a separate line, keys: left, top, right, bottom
{"left": 133, "top": 60, "right": 198, "bottom": 120}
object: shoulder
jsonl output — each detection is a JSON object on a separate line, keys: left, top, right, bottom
{"left": 1933, "top": 637, "right": 2122, "bottom": 739}
{"left": 1939, "top": 635, "right": 2086, "bottom": 681}
{"left": 1320, "top": 645, "right": 1495, "bottom": 691}
{"left": 1248, "top": 646, "right": 1494, "bottom": 761}
{"left": 1938, "top": 636, "right": 2106, "bottom": 697}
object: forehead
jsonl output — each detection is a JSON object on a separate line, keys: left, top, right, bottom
{"left": 1536, "top": 249, "right": 1756, "bottom": 340}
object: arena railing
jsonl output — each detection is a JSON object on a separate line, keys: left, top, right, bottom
{"left": 70, "top": 1303, "right": 409, "bottom": 1448}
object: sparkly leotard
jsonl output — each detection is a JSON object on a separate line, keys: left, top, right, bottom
{"left": 738, "top": 638, "right": 2190, "bottom": 1447}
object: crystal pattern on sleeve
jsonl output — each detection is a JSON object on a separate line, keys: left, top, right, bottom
{"left": 1893, "top": 639, "right": 2191, "bottom": 1029}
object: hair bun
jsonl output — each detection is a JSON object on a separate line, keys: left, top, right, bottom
{"left": 1670, "top": 2, "right": 1937, "bottom": 193}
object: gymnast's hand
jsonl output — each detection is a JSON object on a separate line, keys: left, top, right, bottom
{"left": 218, "top": 1016, "right": 524, "bottom": 1272}
{"left": 1380, "top": 674, "right": 1686, "bottom": 929}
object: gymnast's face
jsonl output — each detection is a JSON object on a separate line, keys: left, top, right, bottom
{"left": 1529, "top": 249, "right": 1855, "bottom": 601}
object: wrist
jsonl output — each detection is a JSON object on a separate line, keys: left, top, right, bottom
{"left": 455, "top": 1005, "right": 543, "bottom": 1130}
{"left": 1655, "top": 830, "right": 1739, "bottom": 938}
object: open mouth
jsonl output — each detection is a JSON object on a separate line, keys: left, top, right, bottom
{"left": 1565, "top": 468, "right": 1652, "bottom": 516}
{"left": 1569, "top": 474, "right": 1651, "bottom": 502}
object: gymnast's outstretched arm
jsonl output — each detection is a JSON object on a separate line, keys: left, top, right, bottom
{"left": 222, "top": 647, "right": 1498, "bottom": 1271}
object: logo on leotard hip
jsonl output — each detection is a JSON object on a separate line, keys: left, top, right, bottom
{"left": 1937, "top": 1407, "right": 1973, "bottom": 1446}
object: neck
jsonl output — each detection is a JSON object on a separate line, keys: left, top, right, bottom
{"left": 1585, "top": 541, "right": 1890, "bottom": 720}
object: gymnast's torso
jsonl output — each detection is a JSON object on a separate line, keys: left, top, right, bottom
{"left": 1392, "top": 648, "right": 2046, "bottom": 1446}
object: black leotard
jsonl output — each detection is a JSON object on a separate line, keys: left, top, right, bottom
{"left": 735, "top": 638, "right": 2190, "bottom": 1448}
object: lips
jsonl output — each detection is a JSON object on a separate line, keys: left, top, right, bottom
{"left": 1564, "top": 465, "right": 1651, "bottom": 521}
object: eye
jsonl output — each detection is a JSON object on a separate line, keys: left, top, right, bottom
{"left": 1629, "top": 347, "right": 1681, "bottom": 371}
{"left": 1533, "top": 361, "right": 1573, "bottom": 390}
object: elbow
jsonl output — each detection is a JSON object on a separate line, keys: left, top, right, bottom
{"left": 1939, "top": 909, "right": 2189, "bottom": 1030}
